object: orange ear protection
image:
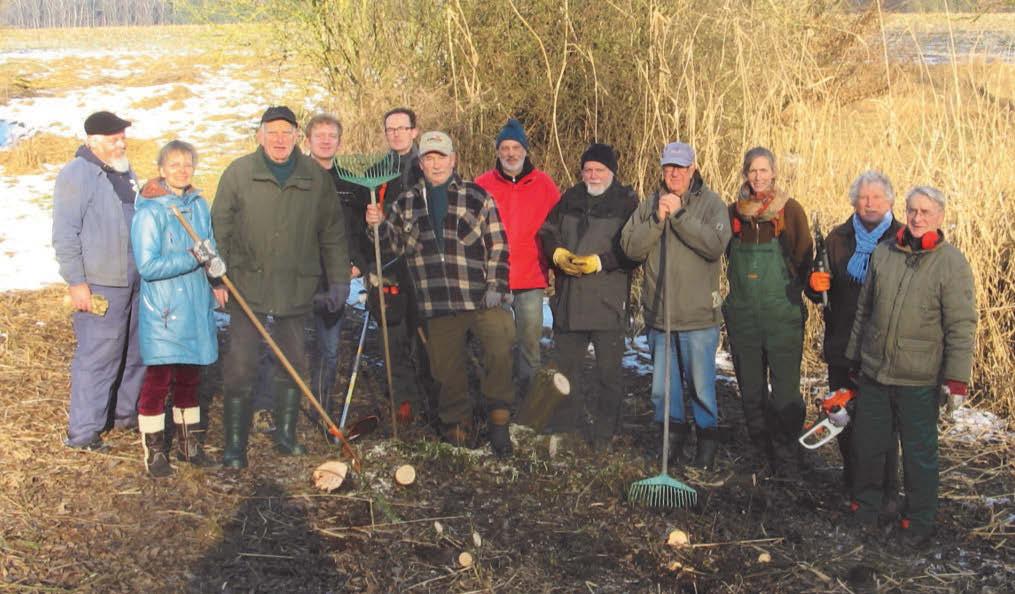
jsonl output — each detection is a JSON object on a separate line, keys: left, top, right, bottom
{"left": 897, "top": 227, "right": 939, "bottom": 250}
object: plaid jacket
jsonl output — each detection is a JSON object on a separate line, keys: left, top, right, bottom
{"left": 377, "top": 173, "right": 509, "bottom": 318}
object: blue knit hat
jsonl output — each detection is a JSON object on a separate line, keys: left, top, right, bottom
{"left": 495, "top": 118, "right": 529, "bottom": 150}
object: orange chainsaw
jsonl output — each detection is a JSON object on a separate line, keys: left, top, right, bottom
{"left": 799, "top": 388, "right": 856, "bottom": 449}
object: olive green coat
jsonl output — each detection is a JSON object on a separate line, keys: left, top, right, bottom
{"left": 620, "top": 173, "right": 730, "bottom": 332}
{"left": 846, "top": 237, "right": 976, "bottom": 385}
{"left": 212, "top": 148, "right": 348, "bottom": 316}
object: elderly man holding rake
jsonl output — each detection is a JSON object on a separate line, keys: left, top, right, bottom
{"left": 365, "top": 131, "right": 516, "bottom": 457}
{"left": 212, "top": 106, "right": 349, "bottom": 469}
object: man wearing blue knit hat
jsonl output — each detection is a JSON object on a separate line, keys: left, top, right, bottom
{"left": 476, "top": 119, "right": 559, "bottom": 396}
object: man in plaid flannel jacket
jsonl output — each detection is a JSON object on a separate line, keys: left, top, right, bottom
{"left": 366, "top": 131, "right": 516, "bottom": 457}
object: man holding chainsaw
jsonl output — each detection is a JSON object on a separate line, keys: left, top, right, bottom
{"left": 806, "top": 170, "right": 902, "bottom": 502}
{"left": 846, "top": 185, "right": 976, "bottom": 547}
{"left": 365, "top": 131, "right": 515, "bottom": 456}
{"left": 212, "top": 106, "right": 350, "bottom": 469}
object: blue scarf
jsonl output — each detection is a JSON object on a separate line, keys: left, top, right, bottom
{"left": 847, "top": 211, "right": 893, "bottom": 283}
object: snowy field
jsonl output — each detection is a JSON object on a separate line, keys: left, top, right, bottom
{"left": 0, "top": 46, "right": 309, "bottom": 292}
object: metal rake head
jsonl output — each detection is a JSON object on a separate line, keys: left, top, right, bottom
{"left": 334, "top": 152, "right": 402, "bottom": 190}
{"left": 628, "top": 473, "right": 698, "bottom": 508}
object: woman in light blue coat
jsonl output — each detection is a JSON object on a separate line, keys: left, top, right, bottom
{"left": 131, "top": 140, "right": 227, "bottom": 477}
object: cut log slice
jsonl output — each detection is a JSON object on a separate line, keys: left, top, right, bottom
{"left": 395, "top": 464, "right": 416, "bottom": 486}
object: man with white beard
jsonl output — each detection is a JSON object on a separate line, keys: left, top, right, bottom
{"left": 53, "top": 111, "right": 144, "bottom": 451}
{"left": 538, "top": 143, "right": 639, "bottom": 448}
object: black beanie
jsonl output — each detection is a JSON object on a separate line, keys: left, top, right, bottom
{"left": 580, "top": 143, "right": 618, "bottom": 174}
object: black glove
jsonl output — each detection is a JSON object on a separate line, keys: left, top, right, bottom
{"left": 326, "top": 282, "right": 350, "bottom": 314}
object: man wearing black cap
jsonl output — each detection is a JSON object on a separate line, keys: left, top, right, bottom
{"left": 538, "top": 143, "right": 639, "bottom": 448}
{"left": 212, "top": 106, "right": 349, "bottom": 469}
{"left": 53, "top": 110, "right": 144, "bottom": 450}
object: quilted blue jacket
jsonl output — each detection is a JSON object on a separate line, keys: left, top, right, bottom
{"left": 131, "top": 181, "right": 219, "bottom": 366}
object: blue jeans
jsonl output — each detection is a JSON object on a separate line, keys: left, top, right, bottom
{"left": 648, "top": 326, "right": 719, "bottom": 429}
{"left": 512, "top": 288, "right": 544, "bottom": 386}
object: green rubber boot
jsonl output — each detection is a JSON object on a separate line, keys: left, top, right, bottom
{"left": 222, "top": 394, "right": 251, "bottom": 469}
{"left": 274, "top": 388, "right": 307, "bottom": 456}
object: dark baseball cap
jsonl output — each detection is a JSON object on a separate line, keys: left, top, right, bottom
{"left": 83, "top": 111, "right": 131, "bottom": 135}
{"left": 260, "top": 105, "right": 298, "bottom": 127}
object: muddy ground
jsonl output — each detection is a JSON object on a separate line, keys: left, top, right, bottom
{"left": 1, "top": 287, "right": 1012, "bottom": 593}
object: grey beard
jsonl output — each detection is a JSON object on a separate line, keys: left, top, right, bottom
{"left": 499, "top": 158, "right": 523, "bottom": 177}
{"left": 109, "top": 156, "right": 130, "bottom": 173}
{"left": 587, "top": 185, "right": 607, "bottom": 197}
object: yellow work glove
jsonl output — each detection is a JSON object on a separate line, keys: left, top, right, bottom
{"left": 571, "top": 254, "right": 602, "bottom": 274}
{"left": 553, "top": 247, "right": 583, "bottom": 276}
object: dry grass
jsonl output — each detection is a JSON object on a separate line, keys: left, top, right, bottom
{"left": 0, "top": 133, "right": 80, "bottom": 174}
{"left": 0, "top": 132, "right": 162, "bottom": 181}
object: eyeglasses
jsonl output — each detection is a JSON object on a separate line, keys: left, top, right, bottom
{"left": 385, "top": 126, "right": 414, "bottom": 135}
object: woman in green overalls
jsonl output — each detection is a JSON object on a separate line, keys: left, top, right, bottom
{"left": 724, "top": 147, "right": 813, "bottom": 477}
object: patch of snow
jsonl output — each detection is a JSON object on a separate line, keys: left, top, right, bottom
{"left": 0, "top": 171, "right": 62, "bottom": 291}
{"left": 943, "top": 407, "right": 1010, "bottom": 443}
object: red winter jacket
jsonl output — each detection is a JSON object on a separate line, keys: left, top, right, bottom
{"left": 475, "top": 160, "right": 559, "bottom": 290}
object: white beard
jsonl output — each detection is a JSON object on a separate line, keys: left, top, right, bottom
{"left": 108, "top": 156, "right": 131, "bottom": 173}
{"left": 586, "top": 184, "right": 607, "bottom": 196}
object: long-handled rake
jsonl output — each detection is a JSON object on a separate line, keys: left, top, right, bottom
{"left": 628, "top": 232, "right": 697, "bottom": 508}
{"left": 334, "top": 152, "right": 402, "bottom": 439}
{"left": 170, "top": 206, "right": 363, "bottom": 472}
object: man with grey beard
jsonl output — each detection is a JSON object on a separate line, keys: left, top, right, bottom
{"left": 476, "top": 119, "right": 559, "bottom": 396}
{"left": 53, "top": 111, "right": 144, "bottom": 451}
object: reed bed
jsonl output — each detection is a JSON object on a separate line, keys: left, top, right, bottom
{"left": 262, "top": 1, "right": 1015, "bottom": 417}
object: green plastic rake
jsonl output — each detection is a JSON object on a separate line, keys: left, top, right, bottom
{"left": 334, "top": 152, "right": 403, "bottom": 438}
{"left": 628, "top": 232, "right": 697, "bottom": 508}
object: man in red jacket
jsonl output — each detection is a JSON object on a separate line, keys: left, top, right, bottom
{"left": 476, "top": 119, "right": 559, "bottom": 394}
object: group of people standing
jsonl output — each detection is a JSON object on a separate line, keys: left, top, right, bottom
{"left": 52, "top": 105, "right": 975, "bottom": 548}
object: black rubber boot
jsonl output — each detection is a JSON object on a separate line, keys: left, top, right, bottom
{"left": 668, "top": 422, "right": 692, "bottom": 463}
{"left": 274, "top": 388, "right": 307, "bottom": 456}
{"left": 488, "top": 408, "right": 513, "bottom": 458}
{"left": 692, "top": 426, "right": 720, "bottom": 470}
{"left": 222, "top": 394, "right": 251, "bottom": 469}
{"left": 173, "top": 406, "right": 213, "bottom": 467}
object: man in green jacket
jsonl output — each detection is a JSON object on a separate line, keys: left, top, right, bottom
{"left": 846, "top": 185, "right": 976, "bottom": 547}
{"left": 212, "top": 106, "right": 349, "bottom": 469}
{"left": 621, "top": 142, "right": 730, "bottom": 468}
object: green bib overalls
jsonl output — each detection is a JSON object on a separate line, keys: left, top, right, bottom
{"left": 723, "top": 236, "right": 806, "bottom": 468}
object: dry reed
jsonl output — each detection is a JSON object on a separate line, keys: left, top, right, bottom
{"left": 290, "top": 1, "right": 1011, "bottom": 418}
